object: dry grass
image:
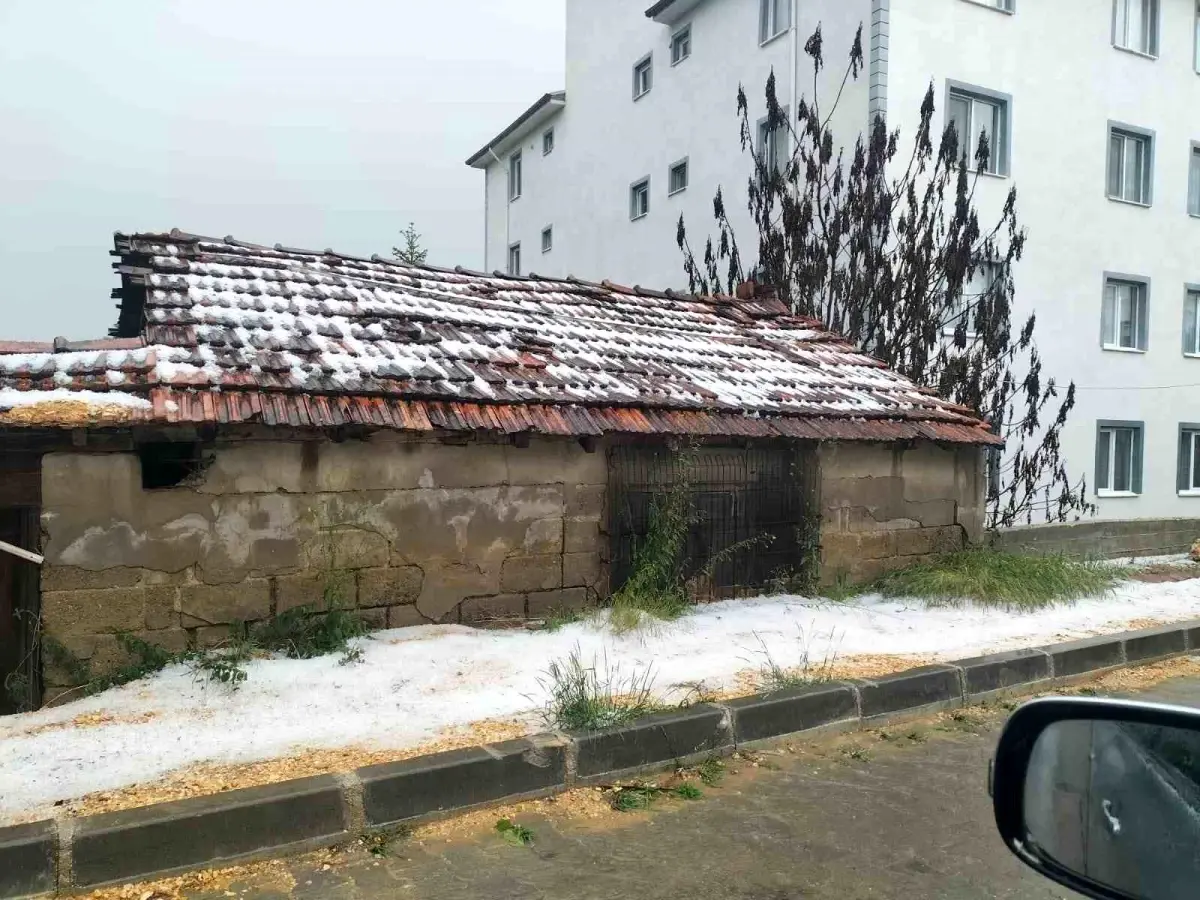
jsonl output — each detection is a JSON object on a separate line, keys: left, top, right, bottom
{"left": 0, "top": 399, "right": 140, "bottom": 427}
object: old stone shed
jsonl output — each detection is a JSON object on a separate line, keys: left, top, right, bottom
{"left": 0, "top": 230, "right": 999, "bottom": 710}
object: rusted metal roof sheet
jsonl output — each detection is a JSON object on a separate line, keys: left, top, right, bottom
{"left": 0, "top": 230, "right": 1001, "bottom": 445}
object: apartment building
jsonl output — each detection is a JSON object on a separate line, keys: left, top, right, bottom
{"left": 467, "top": 0, "right": 1200, "bottom": 523}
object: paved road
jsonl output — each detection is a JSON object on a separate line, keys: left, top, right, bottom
{"left": 179, "top": 676, "right": 1200, "bottom": 900}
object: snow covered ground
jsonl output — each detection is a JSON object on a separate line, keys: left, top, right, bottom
{"left": 2, "top": 574, "right": 1199, "bottom": 825}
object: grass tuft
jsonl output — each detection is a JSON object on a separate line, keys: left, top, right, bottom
{"left": 539, "top": 647, "right": 659, "bottom": 731}
{"left": 872, "top": 550, "right": 1124, "bottom": 610}
{"left": 750, "top": 629, "right": 839, "bottom": 694}
{"left": 673, "top": 782, "right": 703, "bottom": 800}
{"left": 495, "top": 818, "right": 534, "bottom": 846}
{"left": 361, "top": 824, "right": 412, "bottom": 858}
{"left": 697, "top": 757, "right": 726, "bottom": 787}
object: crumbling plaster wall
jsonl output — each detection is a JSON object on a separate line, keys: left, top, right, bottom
{"left": 819, "top": 441, "right": 986, "bottom": 584}
{"left": 38, "top": 432, "right": 607, "bottom": 689}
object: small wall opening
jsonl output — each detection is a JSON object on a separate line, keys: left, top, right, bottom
{"left": 138, "top": 442, "right": 202, "bottom": 489}
{"left": 608, "top": 442, "right": 819, "bottom": 598}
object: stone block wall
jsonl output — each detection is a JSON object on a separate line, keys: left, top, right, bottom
{"left": 818, "top": 441, "right": 986, "bottom": 584}
{"left": 37, "top": 432, "right": 608, "bottom": 694}
{"left": 989, "top": 518, "right": 1200, "bottom": 560}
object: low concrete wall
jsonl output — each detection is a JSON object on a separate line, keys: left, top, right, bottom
{"left": 990, "top": 519, "right": 1200, "bottom": 560}
{"left": 818, "top": 441, "right": 986, "bottom": 584}
{"left": 38, "top": 433, "right": 607, "bottom": 695}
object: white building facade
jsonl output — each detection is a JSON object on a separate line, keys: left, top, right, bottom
{"left": 468, "top": 0, "right": 1200, "bottom": 523}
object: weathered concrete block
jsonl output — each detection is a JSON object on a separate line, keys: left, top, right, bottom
{"left": 894, "top": 528, "right": 937, "bottom": 558}
{"left": 528, "top": 587, "right": 589, "bottom": 617}
{"left": 856, "top": 531, "right": 897, "bottom": 560}
{"left": 180, "top": 580, "right": 271, "bottom": 626}
{"left": 953, "top": 649, "right": 1052, "bottom": 696}
{"left": 905, "top": 499, "right": 958, "bottom": 528}
{"left": 197, "top": 443, "right": 306, "bottom": 495}
{"left": 858, "top": 665, "right": 962, "bottom": 718}
{"left": 819, "top": 442, "right": 898, "bottom": 479}
{"left": 316, "top": 441, "right": 508, "bottom": 492}
{"left": 460, "top": 594, "right": 526, "bottom": 622}
{"left": 504, "top": 440, "right": 571, "bottom": 486}
{"left": 274, "top": 573, "right": 328, "bottom": 614}
{"left": 355, "top": 607, "right": 388, "bottom": 629}
{"left": 564, "top": 483, "right": 605, "bottom": 519}
{"left": 303, "top": 528, "right": 389, "bottom": 571}
{"left": 143, "top": 584, "right": 181, "bottom": 631}
{"left": 728, "top": 683, "right": 858, "bottom": 743}
{"left": 40, "top": 565, "right": 142, "bottom": 593}
{"left": 357, "top": 566, "right": 424, "bottom": 609}
{"left": 388, "top": 604, "right": 430, "bottom": 629}
{"left": 360, "top": 737, "right": 567, "bottom": 827}
{"left": 194, "top": 625, "right": 236, "bottom": 648}
{"left": 563, "top": 552, "right": 602, "bottom": 588}
{"left": 415, "top": 562, "right": 501, "bottom": 621}
{"left": 574, "top": 706, "right": 731, "bottom": 778}
{"left": 522, "top": 518, "right": 564, "bottom": 555}
{"left": 72, "top": 775, "right": 347, "bottom": 887}
{"left": 1122, "top": 625, "right": 1187, "bottom": 663}
{"left": 1042, "top": 635, "right": 1124, "bottom": 677}
{"left": 931, "top": 525, "right": 965, "bottom": 553}
{"left": 42, "top": 588, "right": 146, "bottom": 637}
{"left": 0, "top": 820, "right": 56, "bottom": 900}
{"left": 501, "top": 555, "right": 562, "bottom": 593}
{"left": 564, "top": 517, "right": 602, "bottom": 554}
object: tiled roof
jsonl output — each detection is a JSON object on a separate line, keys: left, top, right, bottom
{"left": 0, "top": 230, "right": 999, "bottom": 444}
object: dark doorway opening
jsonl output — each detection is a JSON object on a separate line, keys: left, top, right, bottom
{"left": 1, "top": 450, "right": 43, "bottom": 714}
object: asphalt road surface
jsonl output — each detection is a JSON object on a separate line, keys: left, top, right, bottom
{"left": 170, "top": 673, "right": 1200, "bottom": 900}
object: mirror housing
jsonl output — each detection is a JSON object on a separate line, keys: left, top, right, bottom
{"left": 993, "top": 697, "right": 1200, "bottom": 900}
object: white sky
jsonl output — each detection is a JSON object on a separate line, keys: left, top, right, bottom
{"left": 0, "top": 0, "right": 565, "bottom": 340}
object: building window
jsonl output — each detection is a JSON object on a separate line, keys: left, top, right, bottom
{"left": 633, "top": 54, "right": 653, "bottom": 100}
{"left": 139, "top": 442, "right": 202, "bottom": 490}
{"left": 1184, "top": 288, "right": 1200, "bottom": 356}
{"left": 541, "top": 226, "right": 553, "bottom": 253}
{"left": 507, "top": 242, "right": 521, "bottom": 276}
{"left": 1113, "top": 0, "right": 1159, "bottom": 57}
{"left": 966, "top": 0, "right": 1015, "bottom": 9}
{"left": 1180, "top": 426, "right": 1200, "bottom": 493}
{"left": 1101, "top": 275, "right": 1149, "bottom": 351}
{"left": 671, "top": 25, "right": 692, "bottom": 64}
{"left": 1096, "top": 422, "right": 1144, "bottom": 496}
{"left": 757, "top": 113, "right": 790, "bottom": 176}
{"left": 1107, "top": 124, "right": 1153, "bottom": 205}
{"left": 947, "top": 84, "right": 1010, "bottom": 176}
{"left": 668, "top": 158, "right": 689, "bottom": 195}
{"left": 759, "top": 0, "right": 791, "bottom": 44}
{"left": 508, "top": 151, "right": 522, "bottom": 201}
{"left": 1190, "top": 145, "right": 1200, "bottom": 216}
{"left": 543, "top": 128, "right": 555, "bottom": 156}
{"left": 945, "top": 262, "right": 999, "bottom": 337}
{"left": 630, "top": 178, "right": 650, "bottom": 220}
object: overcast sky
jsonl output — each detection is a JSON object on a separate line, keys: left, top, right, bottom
{"left": 0, "top": 0, "right": 565, "bottom": 340}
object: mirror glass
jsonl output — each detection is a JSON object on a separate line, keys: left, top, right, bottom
{"left": 1023, "top": 719, "right": 1200, "bottom": 899}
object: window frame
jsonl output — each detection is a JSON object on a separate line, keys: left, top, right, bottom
{"left": 1095, "top": 420, "right": 1145, "bottom": 497}
{"left": 630, "top": 177, "right": 651, "bottom": 221}
{"left": 508, "top": 151, "right": 522, "bottom": 202}
{"left": 632, "top": 53, "right": 653, "bottom": 100}
{"left": 960, "top": 0, "right": 1015, "bottom": 12}
{"left": 671, "top": 24, "right": 692, "bottom": 65}
{"left": 507, "top": 242, "right": 521, "bottom": 276}
{"left": 944, "top": 260, "right": 1001, "bottom": 339}
{"left": 758, "top": 0, "right": 791, "bottom": 45}
{"left": 1106, "top": 122, "right": 1155, "bottom": 207}
{"left": 1100, "top": 272, "right": 1151, "bottom": 352}
{"left": 668, "top": 157, "right": 689, "bottom": 196}
{"left": 1184, "top": 284, "right": 1200, "bottom": 357}
{"left": 1179, "top": 424, "right": 1200, "bottom": 495}
{"left": 945, "top": 80, "right": 1012, "bottom": 177}
{"left": 542, "top": 128, "right": 555, "bottom": 156}
{"left": 1112, "top": 0, "right": 1160, "bottom": 58}
{"left": 756, "top": 109, "right": 791, "bottom": 179}
{"left": 541, "top": 226, "right": 553, "bottom": 254}
{"left": 1189, "top": 142, "right": 1200, "bottom": 217}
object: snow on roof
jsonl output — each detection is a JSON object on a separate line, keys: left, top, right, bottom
{"left": 0, "top": 230, "right": 998, "bottom": 444}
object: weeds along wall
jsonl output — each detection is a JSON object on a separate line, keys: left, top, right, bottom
{"left": 36, "top": 430, "right": 608, "bottom": 698}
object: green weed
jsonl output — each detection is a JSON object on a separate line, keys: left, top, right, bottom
{"left": 539, "top": 647, "right": 659, "bottom": 731}
{"left": 541, "top": 607, "right": 587, "bottom": 632}
{"left": 750, "top": 629, "right": 839, "bottom": 694}
{"left": 841, "top": 745, "right": 872, "bottom": 762}
{"left": 361, "top": 824, "right": 412, "bottom": 858}
{"left": 673, "top": 782, "right": 703, "bottom": 800}
{"left": 697, "top": 757, "right": 726, "bottom": 787}
{"left": 495, "top": 818, "right": 534, "bottom": 846}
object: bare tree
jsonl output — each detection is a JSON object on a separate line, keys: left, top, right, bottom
{"left": 677, "top": 25, "right": 1092, "bottom": 529}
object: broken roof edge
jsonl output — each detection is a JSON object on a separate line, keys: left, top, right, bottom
{"left": 465, "top": 91, "right": 566, "bottom": 168}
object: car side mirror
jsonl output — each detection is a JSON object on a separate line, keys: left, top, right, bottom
{"left": 992, "top": 697, "right": 1200, "bottom": 900}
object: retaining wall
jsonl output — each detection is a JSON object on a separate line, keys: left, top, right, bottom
{"left": 990, "top": 518, "right": 1200, "bottom": 560}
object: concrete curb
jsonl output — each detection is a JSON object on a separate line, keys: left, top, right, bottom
{"left": 3, "top": 620, "right": 1198, "bottom": 897}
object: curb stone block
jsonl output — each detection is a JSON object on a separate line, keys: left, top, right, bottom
{"left": 1122, "top": 625, "right": 1187, "bottom": 663}
{"left": 858, "top": 665, "right": 962, "bottom": 718}
{"left": 953, "top": 650, "right": 1051, "bottom": 696}
{"left": 574, "top": 705, "right": 731, "bottom": 778}
{"left": 359, "top": 736, "right": 566, "bottom": 827}
{"left": 71, "top": 775, "right": 346, "bottom": 888}
{"left": 1041, "top": 635, "right": 1124, "bottom": 678}
{"left": 0, "top": 820, "right": 56, "bottom": 900}
{"left": 727, "top": 683, "right": 858, "bottom": 743}
{"left": 1181, "top": 619, "right": 1200, "bottom": 651}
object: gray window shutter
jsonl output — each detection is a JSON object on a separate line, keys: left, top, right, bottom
{"left": 1179, "top": 429, "right": 1192, "bottom": 492}
{"left": 1137, "top": 286, "right": 1150, "bottom": 350}
{"left": 1131, "top": 426, "right": 1144, "bottom": 494}
{"left": 1096, "top": 428, "right": 1109, "bottom": 491}
{"left": 1101, "top": 284, "right": 1115, "bottom": 345}
{"left": 1186, "top": 293, "right": 1198, "bottom": 354}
